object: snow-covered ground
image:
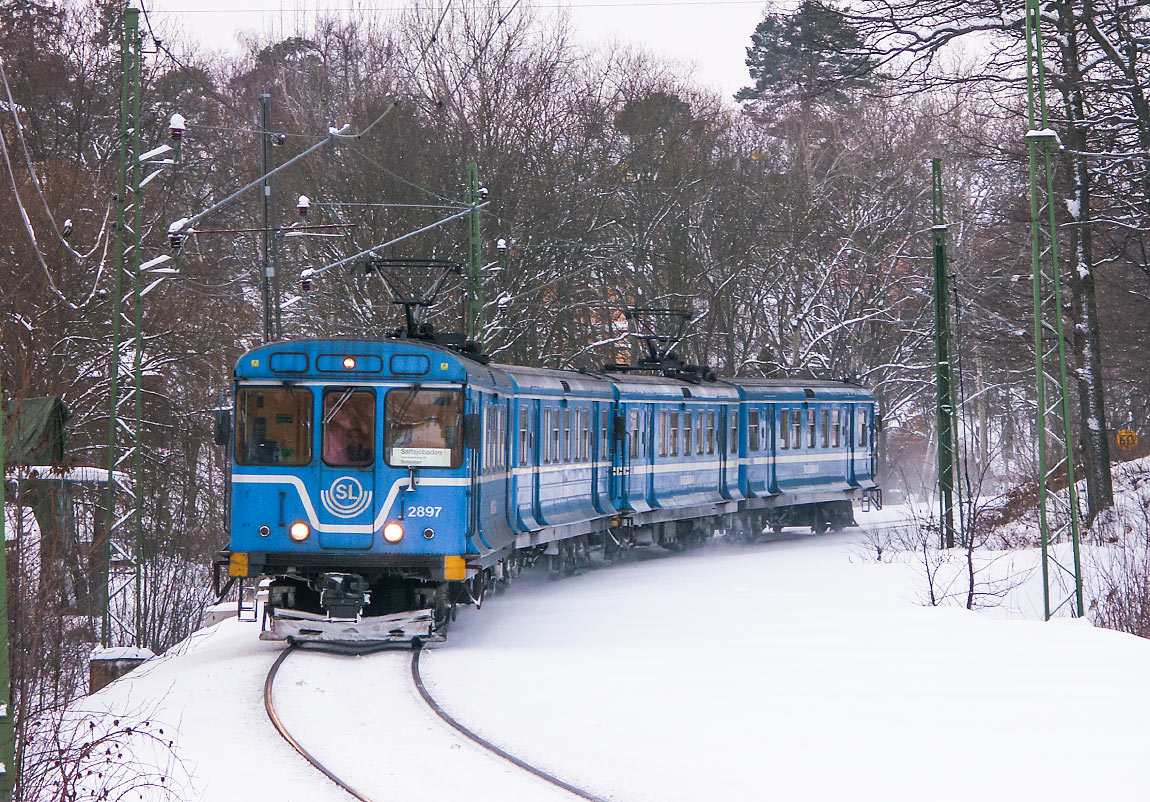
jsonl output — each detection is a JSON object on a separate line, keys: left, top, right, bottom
{"left": 79, "top": 503, "right": 1150, "bottom": 802}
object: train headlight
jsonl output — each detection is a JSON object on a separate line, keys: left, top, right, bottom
{"left": 289, "top": 521, "right": 310, "bottom": 542}
{"left": 382, "top": 522, "right": 404, "bottom": 544}
{"left": 343, "top": 356, "right": 356, "bottom": 369}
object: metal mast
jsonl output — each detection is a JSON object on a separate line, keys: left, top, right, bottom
{"left": 0, "top": 368, "right": 14, "bottom": 802}
{"left": 1024, "top": 0, "right": 1084, "bottom": 619}
{"left": 466, "top": 162, "right": 484, "bottom": 344}
{"left": 932, "top": 158, "right": 959, "bottom": 550}
{"left": 102, "top": 7, "right": 144, "bottom": 647}
{"left": 259, "top": 92, "right": 275, "bottom": 343}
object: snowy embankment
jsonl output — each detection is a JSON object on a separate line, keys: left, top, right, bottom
{"left": 78, "top": 504, "right": 1150, "bottom": 802}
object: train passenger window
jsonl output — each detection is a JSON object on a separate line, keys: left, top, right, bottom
{"left": 519, "top": 406, "right": 529, "bottom": 466}
{"left": 730, "top": 409, "right": 738, "bottom": 454}
{"left": 791, "top": 410, "right": 802, "bottom": 450}
{"left": 581, "top": 410, "right": 590, "bottom": 461}
{"left": 497, "top": 407, "right": 506, "bottom": 470}
{"left": 660, "top": 411, "right": 668, "bottom": 457}
{"left": 670, "top": 411, "right": 679, "bottom": 456}
{"left": 543, "top": 408, "right": 552, "bottom": 463}
{"left": 808, "top": 408, "right": 816, "bottom": 448}
{"left": 697, "top": 411, "right": 705, "bottom": 455}
{"left": 832, "top": 409, "right": 841, "bottom": 448}
{"left": 684, "top": 412, "right": 693, "bottom": 456}
{"left": 383, "top": 388, "right": 462, "bottom": 468}
{"left": 601, "top": 410, "right": 609, "bottom": 458}
{"left": 236, "top": 387, "right": 314, "bottom": 466}
{"left": 779, "top": 409, "right": 789, "bottom": 450}
{"left": 749, "top": 408, "right": 760, "bottom": 451}
{"left": 564, "top": 408, "right": 573, "bottom": 462}
{"left": 551, "top": 408, "right": 561, "bottom": 462}
{"left": 323, "top": 389, "right": 375, "bottom": 467}
{"left": 842, "top": 412, "right": 850, "bottom": 446}
{"left": 706, "top": 410, "right": 715, "bottom": 455}
{"left": 630, "top": 411, "right": 639, "bottom": 458}
{"left": 859, "top": 408, "right": 869, "bottom": 447}
{"left": 821, "top": 409, "right": 830, "bottom": 448}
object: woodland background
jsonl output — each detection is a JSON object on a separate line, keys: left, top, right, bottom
{"left": 3, "top": 0, "right": 1150, "bottom": 796}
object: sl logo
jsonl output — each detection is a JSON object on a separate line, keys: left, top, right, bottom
{"left": 321, "top": 476, "right": 373, "bottom": 518}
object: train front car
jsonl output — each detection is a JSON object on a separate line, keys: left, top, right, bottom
{"left": 219, "top": 339, "right": 492, "bottom": 645}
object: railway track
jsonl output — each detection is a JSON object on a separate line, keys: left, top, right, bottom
{"left": 263, "top": 642, "right": 610, "bottom": 802}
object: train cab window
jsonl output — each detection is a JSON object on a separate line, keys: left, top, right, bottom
{"left": 730, "top": 409, "right": 738, "bottom": 454}
{"left": 519, "top": 406, "right": 530, "bottom": 466}
{"left": 779, "top": 409, "right": 789, "bottom": 450}
{"left": 748, "top": 408, "right": 760, "bottom": 451}
{"left": 684, "top": 412, "right": 693, "bottom": 456}
{"left": 706, "top": 410, "right": 715, "bottom": 455}
{"left": 859, "top": 408, "right": 869, "bottom": 447}
{"left": 820, "top": 409, "right": 830, "bottom": 448}
{"left": 832, "top": 409, "right": 841, "bottom": 448}
{"left": 323, "top": 388, "right": 375, "bottom": 467}
{"left": 791, "top": 410, "right": 802, "bottom": 450}
{"left": 236, "top": 387, "right": 313, "bottom": 466}
{"left": 384, "top": 388, "right": 462, "bottom": 469}
{"left": 670, "top": 411, "right": 680, "bottom": 456}
{"left": 807, "top": 408, "right": 816, "bottom": 448}
{"left": 629, "top": 411, "right": 639, "bottom": 458}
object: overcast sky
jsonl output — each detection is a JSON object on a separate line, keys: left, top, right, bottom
{"left": 142, "top": 0, "right": 770, "bottom": 102}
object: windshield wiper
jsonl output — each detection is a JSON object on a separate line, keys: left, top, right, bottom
{"left": 323, "top": 387, "right": 356, "bottom": 425}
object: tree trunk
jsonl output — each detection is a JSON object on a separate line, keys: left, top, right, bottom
{"left": 1060, "top": 5, "right": 1114, "bottom": 523}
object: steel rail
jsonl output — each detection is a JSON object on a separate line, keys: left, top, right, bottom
{"left": 410, "top": 644, "right": 611, "bottom": 802}
{"left": 263, "top": 645, "right": 376, "bottom": 802}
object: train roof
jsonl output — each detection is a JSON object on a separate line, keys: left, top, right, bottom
{"left": 233, "top": 339, "right": 873, "bottom": 403}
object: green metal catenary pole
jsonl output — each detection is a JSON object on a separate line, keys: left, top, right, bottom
{"left": 129, "top": 7, "right": 145, "bottom": 648}
{"left": 1024, "top": 0, "right": 1084, "bottom": 619}
{"left": 0, "top": 367, "right": 15, "bottom": 801}
{"left": 931, "top": 159, "right": 957, "bottom": 550}
{"left": 467, "top": 162, "right": 484, "bottom": 344}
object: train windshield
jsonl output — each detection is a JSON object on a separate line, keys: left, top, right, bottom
{"left": 385, "top": 388, "right": 463, "bottom": 469}
{"left": 322, "top": 389, "right": 375, "bottom": 467}
{"left": 235, "top": 386, "right": 313, "bottom": 466}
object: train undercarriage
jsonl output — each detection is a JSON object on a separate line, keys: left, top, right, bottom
{"left": 218, "top": 498, "right": 872, "bottom": 647}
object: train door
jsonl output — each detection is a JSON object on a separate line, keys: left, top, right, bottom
{"left": 847, "top": 404, "right": 857, "bottom": 486}
{"left": 624, "top": 406, "right": 651, "bottom": 512}
{"left": 591, "top": 402, "right": 615, "bottom": 514}
{"left": 318, "top": 386, "right": 377, "bottom": 549}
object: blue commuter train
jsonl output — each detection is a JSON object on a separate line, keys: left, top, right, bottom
{"left": 217, "top": 336, "right": 880, "bottom": 644}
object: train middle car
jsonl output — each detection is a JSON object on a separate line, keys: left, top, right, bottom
{"left": 218, "top": 338, "right": 879, "bottom": 643}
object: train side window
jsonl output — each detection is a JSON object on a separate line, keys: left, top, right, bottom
{"left": 730, "top": 409, "right": 738, "bottom": 454}
{"left": 562, "top": 408, "right": 571, "bottom": 462}
{"left": 585, "top": 410, "right": 592, "bottom": 460}
{"left": 601, "top": 410, "right": 609, "bottom": 457}
{"left": 237, "top": 387, "right": 314, "bottom": 466}
{"left": 820, "top": 409, "right": 829, "bottom": 448}
{"left": 684, "top": 411, "right": 693, "bottom": 456}
{"left": 670, "top": 411, "right": 680, "bottom": 456}
{"left": 498, "top": 407, "right": 506, "bottom": 470}
{"left": 627, "top": 411, "right": 637, "bottom": 458}
{"left": 859, "top": 407, "right": 869, "bottom": 447}
{"left": 697, "top": 410, "right": 705, "bottom": 455}
{"left": 832, "top": 409, "right": 840, "bottom": 448}
{"left": 322, "top": 388, "right": 374, "bottom": 467}
{"left": 659, "top": 410, "right": 668, "bottom": 457}
{"left": 791, "top": 410, "right": 802, "bottom": 449}
{"left": 807, "top": 408, "right": 816, "bottom": 448}
{"left": 519, "top": 406, "right": 529, "bottom": 466}
{"left": 749, "top": 408, "right": 760, "bottom": 451}
{"left": 779, "top": 408, "right": 789, "bottom": 450}
{"left": 842, "top": 411, "right": 850, "bottom": 446}
{"left": 706, "top": 410, "right": 715, "bottom": 455}
{"left": 542, "top": 408, "right": 551, "bottom": 463}
{"left": 552, "top": 408, "right": 561, "bottom": 461}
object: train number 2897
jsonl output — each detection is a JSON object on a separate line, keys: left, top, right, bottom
{"left": 407, "top": 506, "right": 443, "bottom": 518}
